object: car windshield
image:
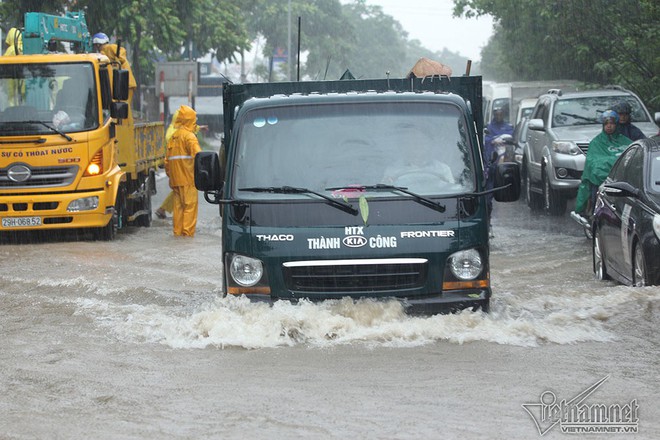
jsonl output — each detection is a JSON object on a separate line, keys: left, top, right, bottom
{"left": 233, "top": 101, "right": 476, "bottom": 198}
{"left": 552, "top": 95, "right": 649, "bottom": 127}
{"left": 0, "top": 62, "right": 98, "bottom": 135}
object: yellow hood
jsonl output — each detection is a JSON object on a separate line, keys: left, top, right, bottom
{"left": 5, "top": 27, "right": 22, "bottom": 47}
{"left": 176, "top": 105, "right": 197, "bottom": 132}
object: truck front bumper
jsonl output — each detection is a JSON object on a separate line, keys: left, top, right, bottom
{"left": 0, "top": 187, "right": 115, "bottom": 231}
{"left": 226, "top": 289, "right": 491, "bottom": 315}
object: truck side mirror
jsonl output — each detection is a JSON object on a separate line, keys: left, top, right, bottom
{"left": 195, "top": 151, "right": 224, "bottom": 191}
{"left": 494, "top": 162, "right": 521, "bottom": 202}
{"left": 112, "top": 69, "right": 130, "bottom": 101}
{"left": 110, "top": 102, "right": 129, "bottom": 119}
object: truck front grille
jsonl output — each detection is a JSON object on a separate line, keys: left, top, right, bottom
{"left": 282, "top": 258, "right": 428, "bottom": 293}
{"left": 0, "top": 165, "right": 78, "bottom": 188}
{"left": 577, "top": 142, "right": 589, "bottom": 154}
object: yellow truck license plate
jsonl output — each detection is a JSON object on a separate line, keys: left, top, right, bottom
{"left": 2, "top": 217, "right": 42, "bottom": 228}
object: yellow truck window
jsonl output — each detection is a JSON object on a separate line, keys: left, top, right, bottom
{"left": 0, "top": 62, "right": 98, "bottom": 134}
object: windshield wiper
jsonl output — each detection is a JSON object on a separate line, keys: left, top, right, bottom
{"left": 239, "top": 186, "right": 359, "bottom": 215}
{"left": 558, "top": 112, "right": 598, "bottom": 123}
{"left": 326, "top": 184, "right": 446, "bottom": 213}
{"left": 1, "top": 120, "right": 74, "bottom": 141}
{"left": 24, "top": 120, "right": 73, "bottom": 141}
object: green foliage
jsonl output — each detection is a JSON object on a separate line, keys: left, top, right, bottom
{"left": 2, "top": 0, "right": 250, "bottom": 90}
{"left": 1, "top": 0, "right": 477, "bottom": 103}
{"left": 453, "top": 0, "right": 660, "bottom": 112}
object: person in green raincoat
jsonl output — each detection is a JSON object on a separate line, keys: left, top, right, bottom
{"left": 573, "top": 110, "right": 631, "bottom": 218}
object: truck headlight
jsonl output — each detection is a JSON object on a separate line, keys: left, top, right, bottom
{"left": 552, "top": 141, "right": 581, "bottom": 155}
{"left": 448, "top": 249, "right": 483, "bottom": 280}
{"left": 229, "top": 254, "right": 264, "bottom": 287}
{"left": 653, "top": 214, "right": 660, "bottom": 240}
{"left": 67, "top": 196, "right": 99, "bottom": 212}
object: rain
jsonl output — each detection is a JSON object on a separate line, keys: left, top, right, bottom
{"left": 1, "top": 1, "right": 659, "bottom": 439}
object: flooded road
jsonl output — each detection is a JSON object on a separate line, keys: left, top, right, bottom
{"left": 1, "top": 173, "right": 659, "bottom": 439}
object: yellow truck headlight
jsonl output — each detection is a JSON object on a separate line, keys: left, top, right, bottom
{"left": 67, "top": 196, "right": 99, "bottom": 212}
{"left": 84, "top": 150, "right": 104, "bottom": 176}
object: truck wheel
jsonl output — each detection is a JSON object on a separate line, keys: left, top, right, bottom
{"left": 523, "top": 159, "right": 542, "bottom": 210}
{"left": 96, "top": 210, "right": 118, "bottom": 241}
{"left": 542, "top": 168, "right": 567, "bottom": 216}
{"left": 136, "top": 191, "right": 153, "bottom": 227}
{"left": 94, "top": 186, "right": 126, "bottom": 240}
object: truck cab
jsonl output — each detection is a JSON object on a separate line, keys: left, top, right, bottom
{"left": 0, "top": 12, "right": 164, "bottom": 239}
{"left": 195, "top": 77, "right": 520, "bottom": 314}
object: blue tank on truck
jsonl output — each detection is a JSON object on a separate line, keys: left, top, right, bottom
{"left": 194, "top": 76, "right": 520, "bottom": 314}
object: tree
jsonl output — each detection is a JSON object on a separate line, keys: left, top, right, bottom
{"left": 453, "top": 0, "right": 660, "bottom": 112}
{"left": 243, "top": 0, "right": 462, "bottom": 81}
{"left": 80, "top": 0, "right": 250, "bottom": 96}
{"left": 1, "top": 0, "right": 251, "bottom": 106}
{"left": 243, "top": 0, "right": 354, "bottom": 81}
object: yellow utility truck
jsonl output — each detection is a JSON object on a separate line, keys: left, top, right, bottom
{"left": 0, "top": 11, "right": 164, "bottom": 239}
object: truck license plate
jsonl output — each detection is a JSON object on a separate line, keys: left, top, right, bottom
{"left": 2, "top": 216, "right": 42, "bottom": 228}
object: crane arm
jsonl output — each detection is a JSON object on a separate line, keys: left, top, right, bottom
{"left": 22, "top": 11, "right": 92, "bottom": 55}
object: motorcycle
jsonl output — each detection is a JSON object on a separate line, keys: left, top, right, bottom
{"left": 485, "top": 134, "right": 516, "bottom": 182}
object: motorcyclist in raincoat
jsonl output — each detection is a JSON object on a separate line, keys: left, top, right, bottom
{"left": 164, "top": 105, "right": 202, "bottom": 236}
{"left": 483, "top": 105, "right": 513, "bottom": 230}
{"left": 613, "top": 101, "right": 646, "bottom": 141}
{"left": 572, "top": 110, "right": 631, "bottom": 220}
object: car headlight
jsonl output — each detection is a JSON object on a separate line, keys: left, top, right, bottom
{"left": 67, "top": 196, "right": 99, "bottom": 212}
{"left": 654, "top": 214, "right": 660, "bottom": 240}
{"left": 552, "top": 141, "right": 581, "bottom": 155}
{"left": 448, "top": 249, "right": 483, "bottom": 280}
{"left": 229, "top": 254, "right": 264, "bottom": 287}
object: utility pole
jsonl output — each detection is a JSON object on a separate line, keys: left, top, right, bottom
{"left": 287, "top": 0, "right": 292, "bottom": 81}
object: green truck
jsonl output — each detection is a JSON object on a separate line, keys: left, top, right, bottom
{"left": 194, "top": 76, "right": 520, "bottom": 314}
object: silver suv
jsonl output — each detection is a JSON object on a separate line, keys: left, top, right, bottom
{"left": 522, "top": 87, "right": 658, "bottom": 215}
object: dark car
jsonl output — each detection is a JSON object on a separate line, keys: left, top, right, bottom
{"left": 592, "top": 137, "right": 660, "bottom": 286}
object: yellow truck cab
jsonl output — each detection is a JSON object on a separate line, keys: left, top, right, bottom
{"left": 0, "top": 11, "right": 164, "bottom": 239}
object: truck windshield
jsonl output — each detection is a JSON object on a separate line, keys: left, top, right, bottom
{"left": 233, "top": 101, "right": 476, "bottom": 199}
{"left": 0, "top": 62, "right": 98, "bottom": 135}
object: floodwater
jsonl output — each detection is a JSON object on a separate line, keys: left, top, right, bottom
{"left": 1, "top": 172, "right": 659, "bottom": 439}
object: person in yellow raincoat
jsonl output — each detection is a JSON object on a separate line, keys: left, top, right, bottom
{"left": 164, "top": 105, "right": 202, "bottom": 236}
{"left": 156, "top": 110, "right": 208, "bottom": 219}
{"left": 4, "top": 27, "right": 22, "bottom": 56}
{"left": 155, "top": 109, "right": 181, "bottom": 219}
{"left": 92, "top": 33, "right": 136, "bottom": 104}
{"left": 4, "top": 28, "right": 24, "bottom": 105}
